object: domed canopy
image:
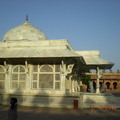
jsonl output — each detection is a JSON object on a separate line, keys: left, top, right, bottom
{"left": 2, "top": 21, "right": 47, "bottom": 41}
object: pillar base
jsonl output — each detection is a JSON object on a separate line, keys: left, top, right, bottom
{"left": 96, "top": 88, "right": 100, "bottom": 94}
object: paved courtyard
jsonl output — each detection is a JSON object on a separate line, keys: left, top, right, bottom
{"left": 0, "top": 105, "right": 120, "bottom": 120}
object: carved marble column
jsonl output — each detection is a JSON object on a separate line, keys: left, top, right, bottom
{"left": 69, "top": 75, "right": 72, "bottom": 94}
{"left": 89, "top": 81, "right": 94, "bottom": 93}
{"left": 66, "top": 64, "right": 74, "bottom": 94}
{"left": 61, "top": 60, "right": 66, "bottom": 91}
{"left": 96, "top": 67, "right": 104, "bottom": 94}
{"left": 96, "top": 67, "right": 100, "bottom": 93}
{"left": 4, "top": 61, "right": 10, "bottom": 93}
{"left": 96, "top": 67, "right": 104, "bottom": 93}
{"left": 25, "top": 61, "right": 31, "bottom": 92}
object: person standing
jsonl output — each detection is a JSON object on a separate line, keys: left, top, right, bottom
{"left": 8, "top": 98, "right": 18, "bottom": 120}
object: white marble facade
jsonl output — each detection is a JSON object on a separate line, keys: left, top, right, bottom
{"left": 0, "top": 18, "right": 113, "bottom": 107}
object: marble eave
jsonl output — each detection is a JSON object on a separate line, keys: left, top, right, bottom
{"left": 76, "top": 51, "right": 114, "bottom": 69}
{"left": 0, "top": 48, "right": 81, "bottom": 58}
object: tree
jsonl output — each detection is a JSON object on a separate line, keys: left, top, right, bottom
{"left": 82, "top": 74, "right": 91, "bottom": 85}
{"left": 82, "top": 74, "right": 91, "bottom": 92}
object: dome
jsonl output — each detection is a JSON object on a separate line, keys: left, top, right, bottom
{"left": 2, "top": 21, "right": 47, "bottom": 41}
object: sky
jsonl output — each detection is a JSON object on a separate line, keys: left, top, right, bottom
{"left": 0, "top": 0, "right": 120, "bottom": 71}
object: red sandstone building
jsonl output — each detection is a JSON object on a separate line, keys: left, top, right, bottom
{"left": 89, "top": 70, "right": 120, "bottom": 93}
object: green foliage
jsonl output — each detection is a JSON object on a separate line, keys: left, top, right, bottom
{"left": 82, "top": 74, "right": 91, "bottom": 85}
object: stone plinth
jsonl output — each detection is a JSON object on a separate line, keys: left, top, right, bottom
{"left": 79, "top": 93, "right": 120, "bottom": 108}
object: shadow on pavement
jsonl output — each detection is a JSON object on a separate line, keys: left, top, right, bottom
{"left": 0, "top": 105, "right": 120, "bottom": 120}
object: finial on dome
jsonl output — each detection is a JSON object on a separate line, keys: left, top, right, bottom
{"left": 26, "top": 14, "right": 28, "bottom": 22}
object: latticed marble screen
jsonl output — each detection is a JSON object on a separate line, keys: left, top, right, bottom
{"left": 0, "top": 66, "right": 5, "bottom": 89}
{"left": 32, "top": 64, "right": 61, "bottom": 89}
{"left": 11, "top": 65, "right": 26, "bottom": 89}
{"left": 39, "top": 74, "right": 53, "bottom": 88}
{"left": 55, "top": 65, "right": 61, "bottom": 89}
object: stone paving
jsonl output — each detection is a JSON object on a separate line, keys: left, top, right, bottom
{"left": 0, "top": 105, "right": 120, "bottom": 120}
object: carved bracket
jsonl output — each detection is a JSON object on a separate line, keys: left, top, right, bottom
{"left": 99, "top": 70, "right": 104, "bottom": 78}
{"left": 25, "top": 61, "right": 30, "bottom": 74}
{"left": 66, "top": 64, "right": 74, "bottom": 74}
{"left": 97, "top": 67, "right": 104, "bottom": 79}
{"left": 4, "top": 61, "right": 9, "bottom": 73}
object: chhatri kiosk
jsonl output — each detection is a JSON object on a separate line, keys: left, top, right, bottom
{"left": 0, "top": 18, "right": 114, "bottom": 108}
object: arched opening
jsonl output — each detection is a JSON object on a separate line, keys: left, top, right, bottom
{"left": 11, "top": 65, "right": 26, "bottom": 89}
{"left": 106, "top": 82, "right": 110, "bottom": 89}
{"left": 0, "top": 65, "right": 5, "bottom": 89}
{"left": 93, "top": 81, "right": 96, "bottom": 91}
{"left": 32, "top": 64, "right": 61, "bottom": 90}
{"left": 39, "top": 65, "right": 53, "bottom": 89}
{"left": 113, "top": 82, "right": 117, "bottom": 89}
{"left": 100, "top": 82, "right": 103, "bottom": 89}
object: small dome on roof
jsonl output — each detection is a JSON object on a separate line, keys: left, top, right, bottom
{"left": 2, "top": 20, "right": 47, "bottom": 41}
